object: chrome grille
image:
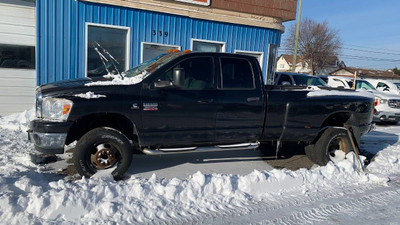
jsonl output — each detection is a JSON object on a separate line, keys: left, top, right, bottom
{"left": 388, "top": 99, "right": 400, "bottom": 108}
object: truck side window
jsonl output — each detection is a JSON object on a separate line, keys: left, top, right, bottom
{"left": 277, "top": 74, "right": 292, "bottom": 85}
{"left": 160, "top": 57, "right": 214, "bottom": 89}
{"left": 220, "top": 57, "right": 255, "bottom": 89}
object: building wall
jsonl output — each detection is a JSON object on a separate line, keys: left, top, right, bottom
{"left": 276, "top": 57, "right": 291, "bottom": 72}
{"left": 36, "top": 0, "right": 282, "bottom": 85}
{"left": 0, "top": 0, "right": 36, "bottom": 116}
{"left": 211, "top": 0, "right": 297, "bottom": 21}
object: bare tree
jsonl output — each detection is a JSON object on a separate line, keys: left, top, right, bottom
{"left": 284, "top": 18, "right": 342, "bottom": 75}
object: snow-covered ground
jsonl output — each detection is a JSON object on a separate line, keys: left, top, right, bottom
{"left": 0, "top": 110, "right": 400, "bottom": 224}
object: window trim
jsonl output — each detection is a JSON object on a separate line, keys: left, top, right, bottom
{"left": 85, "top": 22, "right": 131, "bottom": 77}
{"left": 140, "top": 42, "right": 181, "bottom": 63}
{"left": 265, "top": 44, "right": 279, "bottom": 85}
{"left": 191, "top": 38, "right": 226, "bottom": 52}
{"left": 218, "top": 56, "right": 256, "bottom": 90}
{"left": 234, "top": 50, "right": 264, "bottom": 68}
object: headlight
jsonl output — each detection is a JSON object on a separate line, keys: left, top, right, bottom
{"left": 42, "top": 97, "right": 73, "bottom": 121}
{"left": 380, "top": 99, "right": 388, "bottom": 104}
{"left": 36, "top": 92, "right": 42, "bottom": 118}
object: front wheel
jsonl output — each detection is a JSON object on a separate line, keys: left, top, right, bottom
{"left": 74, "top": 127, "right": 133, "bottom": 179}
{"left": 305, "top": 127, "right": 353, "bottom": 166}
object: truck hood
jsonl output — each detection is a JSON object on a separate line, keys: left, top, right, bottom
{"left": 37, "top": 77, "right": 109, "bottom": 94}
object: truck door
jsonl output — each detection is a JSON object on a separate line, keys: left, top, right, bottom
{"left": 140, "top": 56, "right": 217, "bottom": 147}
{"left": 215, "top": 56, "right": 265, "bottom": 144}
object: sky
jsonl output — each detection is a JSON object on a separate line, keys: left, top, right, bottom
{"left": 280, "top": 0, "right": 400, "bottom": 70}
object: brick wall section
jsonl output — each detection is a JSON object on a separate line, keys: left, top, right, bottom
{"left": 211, "top": 0, "right": 297, "bottom": 21}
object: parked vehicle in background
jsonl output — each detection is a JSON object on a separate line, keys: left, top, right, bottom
{"left": 318, "top": 75, "right": 351, "bottom": 89}
{"left": 28, "top": 52, "right": 375, "bottom": 179}
{"left": 323, "top": 76, "right": 400, "bottom": 124}
{"left": 275, "top": 72, "right": 327, "bottom": 86}
{"left": 364, "top": 79, "right": 400, "bottom": 96}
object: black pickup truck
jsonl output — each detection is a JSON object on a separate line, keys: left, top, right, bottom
{"left": 29, "top": 52, "right": 374, "bottom": 179}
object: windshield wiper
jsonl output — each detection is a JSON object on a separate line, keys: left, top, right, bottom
{"left": 92, "top": 42, "right": 124, "bottom": 80}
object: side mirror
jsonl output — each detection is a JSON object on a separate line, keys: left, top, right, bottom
{"left": 154, "top": 80, "right": 173, "bottom": 88}
{"left": 281, "top": 81, "right": 291, "bottom": 86}
{"left": 173, "top": 68, "right": 185, "bottom": 88}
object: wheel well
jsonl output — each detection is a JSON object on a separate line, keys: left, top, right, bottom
{"left": 66, "top": 113, "right": 137, "bottom": 145}
{"left": 321, "top": 112, "right": 351, "bottom": 128}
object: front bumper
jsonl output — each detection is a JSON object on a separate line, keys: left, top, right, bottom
{"left": 28, "top": 119, "right": 73, "bottom": 154}
{"left": 373, "top": 111, "right": 400, "bottom": 122}
{"left": 28, "top": 131, "right": 67, "bottom": 154}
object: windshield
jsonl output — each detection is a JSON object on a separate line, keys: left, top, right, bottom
{"left": 355, "top": 80, "right": 376, "bottom": 90}
{"left": 293, "top": 75, "right": 327, "bottom": 86}
{"left": 123, "top": 53, "right": 180, "bottom": 78}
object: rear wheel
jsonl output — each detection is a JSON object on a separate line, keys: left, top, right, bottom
{"left": 305, "top": 127, "right": 353, "bottom": 166}
{"left": 74, "top": 127, "right": 133, "bottom": 179}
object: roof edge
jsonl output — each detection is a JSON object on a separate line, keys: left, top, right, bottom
{"left": 79, "top": 0, "right": 285, "bottom": 31}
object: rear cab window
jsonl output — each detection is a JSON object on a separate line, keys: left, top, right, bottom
{"left": 219, "top": 57, "right": 255, "bottom": 89}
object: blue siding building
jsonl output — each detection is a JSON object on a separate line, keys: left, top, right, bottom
{"left": 36, "top": 0, "right": 286, "bottom": 85}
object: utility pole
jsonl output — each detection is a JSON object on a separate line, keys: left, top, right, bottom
{"left": 292, "top": 0, "right": 303, "bottom": 72}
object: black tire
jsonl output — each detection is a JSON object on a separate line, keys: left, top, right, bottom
{"left": 305, "top": 127, "right": 353, "bottom": 166}
{"left": 386, "top": 121, "right": 398, "bottom": 125}
{"left": 74, "top": 127, "right": 133, "bottom": 179}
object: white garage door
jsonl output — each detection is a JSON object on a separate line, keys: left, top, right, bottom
{"left": 0, "top": 0, "right": 36, "bottom": 116}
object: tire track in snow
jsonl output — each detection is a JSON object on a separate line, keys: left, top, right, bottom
{"left": 163, "top": 180, "right": 400, "bottom": 225}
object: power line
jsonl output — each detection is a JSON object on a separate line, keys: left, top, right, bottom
{"left": 361, "top": 62, "right": 400, "bottom": 68}
{"left": 278, "top": 48, "right": 400, "bottom": 62}
{"left": 344, "top": 44, "right": 400, "bottom": 54}
{"left": 342, "top": 47, "right": 400, "bottom": 56}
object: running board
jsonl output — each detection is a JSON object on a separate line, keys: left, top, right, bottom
{"left": 142, "top": 142, "right": 259, "bottom": 155}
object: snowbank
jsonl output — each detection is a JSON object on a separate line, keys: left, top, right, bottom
{"left": 0, "top": 109, "right": 35, "bottom": 131}
{"left": 0, "top": 110, "right": 398, "bottom": 224}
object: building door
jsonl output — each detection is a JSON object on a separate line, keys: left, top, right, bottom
{"left": 0, "top": 0, "right": 36, "bottom": 116}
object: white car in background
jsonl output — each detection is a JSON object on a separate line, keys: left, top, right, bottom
{"left": 275, "top": 72, "right": 327, "bottom": 86}
{"left": 364, "top": 79, "right": 400, "bottom": 95}
{"left": 322, "top": 76, "right": 400, "bottom": 124}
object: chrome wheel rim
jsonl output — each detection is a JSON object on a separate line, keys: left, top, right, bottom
{"left": 328, "top": 136, "right": 350, "bottom": 163}
{"left": 90, "top": 143, "right": 118, "bottom": 170}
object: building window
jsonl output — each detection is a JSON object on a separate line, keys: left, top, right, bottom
{"left": 192, "top": 39, "right": 225, "bottom": 52}
{"left": 0, "top": 44, "right": 35, "bottom": 69}
{"left": 280, "top": 64, "right": 284, "bottom": 69}
{"left": 234, "top": 50, "right": 264, "bottom": 67}
{"left": 86, "top": 23, "right": 130, "bottom": 77}
{"left": 266, "top": 44, "right": 279, "bottom": 85}
{"left": 141, "top": 43, "right": 180, "bottom": 63}
{"left": 220, "top": 57, "right": 255, "bottom": 89}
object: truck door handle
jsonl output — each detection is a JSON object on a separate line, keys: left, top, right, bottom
{"left": 247, "top": 97, "right": 260, "bottom": 102}
{"left": 197, "top": 99, "right": 214, "bottom": 104}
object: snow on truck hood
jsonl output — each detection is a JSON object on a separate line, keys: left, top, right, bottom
{"left": 85, "top": 71, "right": 149, "bottom": 86}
